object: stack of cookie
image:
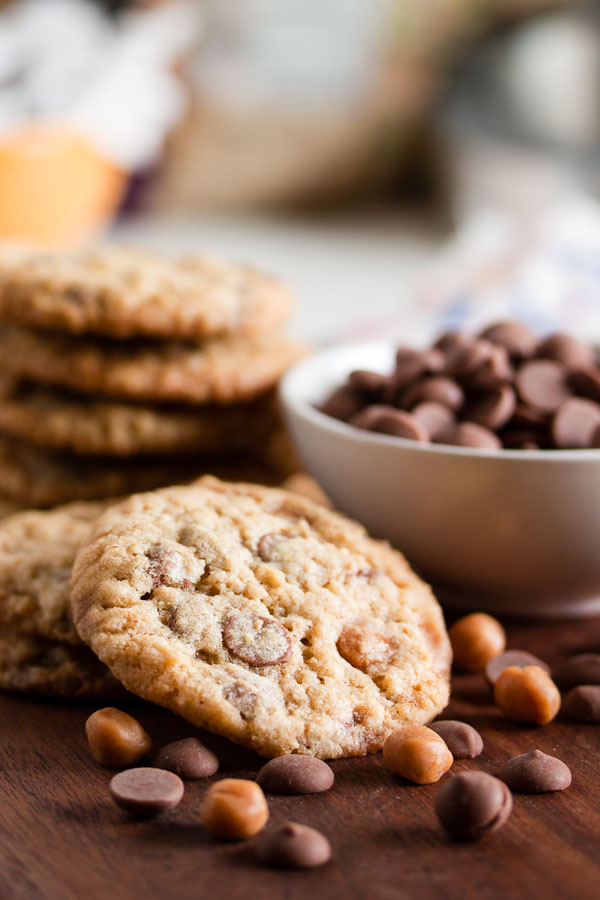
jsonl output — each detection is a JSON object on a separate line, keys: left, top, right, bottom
{"left": 0, "top": 246, "right": 305, "bottom": 509}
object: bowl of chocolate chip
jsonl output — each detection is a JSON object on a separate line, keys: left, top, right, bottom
{"left": 280, "top": 322, "right": 600, "bottom": 618}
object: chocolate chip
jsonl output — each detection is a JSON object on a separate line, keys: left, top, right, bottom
{"left": 389, "top": 349, "right": 435, "bottom": 394}
{"left": 563, "top": 685, "right": 600, "bottom": 722}
{"left": 336, "top": 618, "right": 393, "bottom": 671}
{"left": 485, "top": 650, "right": 550, "bottom": 685}
{"left": 466, "top": 345, "right": 513, "bottom": 390}
{"left": 479, "top": 321, "right": 537, "bottom": 360}
{"left": 348, "top": 369, "right": 389, "bottom": 397}
{"left": 435, "top": 771, "right": 512, "bottom": 841}
{"left": 553, "top": 653, "right": 600, "bottom": 688}
{"left": 255, "top": 822, "right": 332, "bottom": 869}
{"left": 444, "top": 422, "right": 502, "bottom": 450}
{"left": 319, "top": 385, "right": 364, "bottom": 421}
{"left": 511, "top": 403, "right": 549, "bottom": 427}
{"left": 222, "top": 613, "right": 291, "bottom": 667}
{"left": 552, "top": 397, "right": 600, "bottom": 449}
{"left": 429, "top": 721, "right": 483, "bottom": 759}
{"left": 109, "top": 767, "right": 184, "bottom": 817}
{"left": 350, "top": 406, "right": 429, "bottom": 442}
{"left": 516, "top": 360, "right": 572, "bottom": 413}
{"left": 445, "top": 340, "right": 495, "bottom": 383}
{"left": 398, "top": 376, "right": 464, "bottom": 411}
{"left": 463, "top": 384, "right": 516, "bottom": 431}
{"left": 433, "top": 331, "right": 472, "bottom": 355}
{"left": 569, "top": 367, "right": 600, "bottom": 403}
{"left": 536, "top": 333, "right": 596, "bottom": 368}
{"left": 256, "top": 756, "right": 334, "bottom": 795}
{"left": 501, "top": 430, "right": 543, "bottom": 451}
{"left": 411, "top": 401, "right": 455, "bottom": 441}
{"left": 153, "top": 738, "right": 219, "bottom": 780}
{"left": 498, "top": 750, "right": 571, "bottom": 793}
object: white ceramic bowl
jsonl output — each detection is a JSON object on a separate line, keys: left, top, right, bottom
{"left": 280, "top": 341, "right": 600, "bottom": 619}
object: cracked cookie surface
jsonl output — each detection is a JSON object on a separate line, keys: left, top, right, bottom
{"left": 0, "top": 246, "right": 292, "bottom": 340}
{"left": 71, "top": 477, "right": 451, "bottom": 759}
{"left": 0, "top": 324, "right": 306, "bottom": 404}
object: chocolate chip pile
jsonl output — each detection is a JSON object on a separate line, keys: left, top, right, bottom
{"left": 320, "top": 322, "right": 600, "bottom": 450}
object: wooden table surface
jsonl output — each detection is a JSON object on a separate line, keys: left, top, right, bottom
{"left": 1, "top": 615, "right": 599, "bottom": 900}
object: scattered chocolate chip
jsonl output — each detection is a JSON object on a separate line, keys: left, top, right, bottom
{"left": 498, "top": 750, "right": 571, "bottom": 793}
{"left": 552, "top": 397, "right": 600, "bottom": 448}
{"left": 222, "top": 613, "right": 291, "bottom": 667}
{"left": 553, "top": 653, "right": 600, "bottom": 688}
{"left": 563, "top": 685, "right": 600, "bottom": 722}
{"left": 109, "top": 767, "right": 184, "bottom": 817}
{"left": 399, "top": 376, "right": 464, "bottom": 411}
{"left": 411, "top": 401, "right": 455, "bottom": 441}
{"left": 463, "top": 384, "right": 516, "bottom": 431}
{"left": 485, "top": 650, "right": 550, "bottom": 685}
{"left": 153, "top": 738, "right": 219, "bottom": 780}
{"left": 255, "top": 822, "right": 332, "bottom": 869}
{"left": 350, "top": 406, "right": 429, "bottom": 442}
{"left": 444, "top": 422, "right": 502, "bottom": 450}
{"left": 256, "top": 756, "right": 334, "bottom": 795}
{"left": 536, "top": 333, "right": 596, "bottom": 368}
{"left": 515, "top": 360, "right": 572, "bottom": 413}
{"left": 435, "top": 771, "right": 512, "bottom": 841}
{"left": 479, "top": 321, "right": 537, "bottom": 360}
{"left": 429, "top": 720, "right": 483, "bottom": 759}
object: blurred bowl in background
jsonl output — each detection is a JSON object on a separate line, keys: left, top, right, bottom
{"left": 280, "top": 341, "right": 600, "bottom": 619}
{"left": 0, "top": 129, "right": 127, "bottom": 246}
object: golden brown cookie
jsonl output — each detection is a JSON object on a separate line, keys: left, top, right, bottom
{"left": 0, "top": 246, "right": 292, "bottom": 340}
{"left": 0, "top": 435, "right": 288, "bottom": 507}
{"left": 0, "top": 500, "right": 106, "bottom": 642}
{"left": 0, "top": 324, "right": 306, "bottom": 404}
{"left": 0, "top": 631, "right": 123, "bottom": 699}
{"left": 71, "top": 477, "right": 451, "bottom": 759}
{"left": 0, "top": 375, "right": 279, "bottom": 457}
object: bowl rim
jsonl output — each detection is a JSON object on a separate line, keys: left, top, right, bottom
{"left": 279, "top": 339, "right": 600, "bottom": 464}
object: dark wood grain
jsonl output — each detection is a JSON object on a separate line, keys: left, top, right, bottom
{"left": 1, "top": 616, "right": 599, "bottom": 900}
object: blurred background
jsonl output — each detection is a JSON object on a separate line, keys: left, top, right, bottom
{"left": 1, "top": 0, "right": 599, "bottom": 340}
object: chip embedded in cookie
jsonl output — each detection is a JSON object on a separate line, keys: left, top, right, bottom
{"left": 0, "top": 246, "right": 292, "bottom": 340}
{"left": 71, "top": 478, "right": 451, "bottom": 759}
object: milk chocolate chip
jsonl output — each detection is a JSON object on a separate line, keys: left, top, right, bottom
{"left": 350, "top": 406, "right": 429, "bottom": 442}
{"left": 563, "top": 685, "right": 600, "bottom": 722}
{"left": 553, "top": 653, "right": 600, "bottom": 688}
{"left": 109, "top": 767, "right": 184, "bottom": 817}
{"left": 435, "top": 771, "right": 512, "bottom": 841}
{"left": 485, "top": 650, "right": 550, "bottom": 685}
{"left": 337, "top": 618, "right": 392, "bottom": 671}
{"left": 536, "top": 333, "right": 595, "bottom": 368}
{"left": 479, "top": 321, "right": 537, "bottom": 360}
{"left": 429, "top": 721, "right": 483, "bottom": 759}
{"left": 498, "top": 750, "right": 571, "bottom": 793}
{"left": 153, "top": 738, "right": 219, "bottom": 780}
{"left": 257, "top": 756, "right": 334, "bottom": 795}
{"left": 222, "top": 613, "right": 291, "bottom": 666}
{"left": 515, "top": 360, "right": 572, "bottom": 413}
{"left": 552, "top": 397, "right": 600, "bottom": 448}
{"left": 255, "top": 822, "right": 332, "bottom": 869}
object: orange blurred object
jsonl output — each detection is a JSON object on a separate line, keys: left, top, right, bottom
{"left": 0, "top": 129, "right": 127, "bottom": 247}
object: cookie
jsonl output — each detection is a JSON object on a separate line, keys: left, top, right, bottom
{"left": 71, "top": 478, "right": 451, "bottom": 759}
{"left": 0, "top": 246, "right": 292, "bottom": 340}
{"left": 0, "top": 500, "right": 106, "bottom": 642}
{"left": 0, "top": 436, "right": 287, "bottom": 507}
{"left": 0, "top": 632, "right": 123, "bottom": 699}
{"left": 0, "top": 324, "right": 306, "bottom": 404}
{"left": 0, "top": 375, "right": 279, "bottom": 456}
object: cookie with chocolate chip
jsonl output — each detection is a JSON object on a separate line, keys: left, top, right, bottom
{"left": 71, "top": 477, "right": 451, "bottom": 759}
{"left": 0, "top": 246, "right": 292, "bottom": 341}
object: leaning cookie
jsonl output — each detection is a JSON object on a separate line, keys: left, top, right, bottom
{"left": 0, "top": 632, "right": 123, "bottom": 699}
{"left": 71, "top": 477, "right": 451, "bottom": 759}
{"left": 0, "top": 375, "right": 279, "bottom": 457}
{"left": 0, "top": 435, "right": 288, "bottom": 507}
{"left": 0, "top": 500, "right": 107, "bottom": 642}
{"left": 0, "top": 324, "right": 307, "bottom": 404}
{"left": 0, "top": 246, "right": 292, "bottom": 340}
